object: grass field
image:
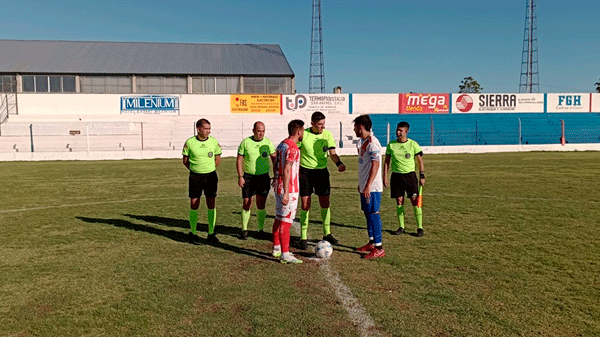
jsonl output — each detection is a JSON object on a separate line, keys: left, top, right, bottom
{"left": 1, "top": 152, "right": 600, "bottom": 336}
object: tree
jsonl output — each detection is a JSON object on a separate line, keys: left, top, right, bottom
{"left": 595, "top": 79, "right": 600, "bottom": 93}
{"left": 459, "top": 77, "right": 482, "bottom": 93}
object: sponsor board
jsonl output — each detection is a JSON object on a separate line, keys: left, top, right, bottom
{"left": 230, "top": 94, "right": 281, "bottom": 113}
{"left": 399, "top": 93, "right": 449, "bottom": 114}
{"left": 282, "top": 94, "right": 349, "bottom": 114}
{"left": 546, "top": 94, "right": 591, "bottom": 112}
{"left": 591, "top": 93, "right": 600, "bottom": 113}
{"left": 452, "top": 93, "right": 544, "bottom": 113}
{"left": 120, "top": 95, "right": 180, "bottom": 114}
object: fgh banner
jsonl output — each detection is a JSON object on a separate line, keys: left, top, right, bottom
{"left": 546, "top": 94, "right": 591, "bottom": 112}
{"left": 120, "top": 95, "right": 180, "bottom": 114}
{"left": 452, "top": 93, "right": 544, "bottom": 113}
{"left": 399, "top": 93, "right": 449, "bottom": 114}
{"left": 281, "top": 94, "right": 349, "bottom": 115}
{"left": 230, "top": 94, "right": 281, "bottom": 113}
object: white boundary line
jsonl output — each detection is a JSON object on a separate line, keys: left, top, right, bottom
{"left": 291, "top": 221, "right": 383, "bottom": 337}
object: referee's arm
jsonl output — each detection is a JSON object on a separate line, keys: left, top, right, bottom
{"left": 183, "top": 155, "right": 190, "bottom": 170}
{"left": 328, "top": 148, "right": 346, "bottom": 172}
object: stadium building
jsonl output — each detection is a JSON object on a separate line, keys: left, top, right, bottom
{"left": 0, "top": 39, "right": 295, "bottom": 95}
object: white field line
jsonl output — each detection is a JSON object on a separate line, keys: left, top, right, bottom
{"left": 291, "top": 221, "right": 383, "bottom": 337}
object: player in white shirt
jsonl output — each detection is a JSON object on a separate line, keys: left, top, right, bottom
{"left": 352, "top": 115, "right": 385, "bottom": 259}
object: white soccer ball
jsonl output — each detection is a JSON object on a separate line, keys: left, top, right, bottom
{"left": 315, "top": 240, "right": 333, "bottom": 259}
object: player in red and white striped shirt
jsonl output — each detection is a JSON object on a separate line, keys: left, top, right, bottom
{"left": 272, "top": 119, "right": 305, "bottom": 264}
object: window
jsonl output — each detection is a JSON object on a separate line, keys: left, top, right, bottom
{"left": 136, "top": 76, "right": 187, "bottom": 94}
{"left": 81, "top": 76, "right": 132, "bottom": 94}
{"left": 22, "top": 75, "right": 77, "bottom": 93}
{"left": 192, "top": 77, "right": 240, "bottom": 93}
{"left": 0, "top": 75, "right": 17, "bottom": 92}
{"left": 243, "top": 77, "right": 292, "bottom": 94}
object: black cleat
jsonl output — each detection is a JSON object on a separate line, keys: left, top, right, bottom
{"left": 239, "top": 230, "right": 248, "bottom": 240}
{"left": 417, "top": 228, "right": 424, "bottom": 237}
{"left": 392, "top": 227, "right": 406, "bottom": 235}
{"left": 299, "top": 239, "right": 309, "bottom": 250}
{"left": 207, "top": 233, "right": 220, "bottom": 243}
{"left": 323, "top": 234, "right": 339, "bottom": 245}
{"left": 188, "top": 232, "right": 201, "bottom": 245}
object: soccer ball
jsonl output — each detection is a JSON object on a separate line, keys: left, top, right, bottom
{"left": 315, "top": 240, "right": 333, "bottom": 259}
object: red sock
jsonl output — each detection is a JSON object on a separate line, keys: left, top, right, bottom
{"left": 272, "top": 219, "right": 282, "bottom": 247}
{"left": 281, "top": 221, "right": 291, "bottom": 253}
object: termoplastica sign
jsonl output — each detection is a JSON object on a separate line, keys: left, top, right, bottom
{"left": 120, "top": 95, "right": 180, "bottom": 114}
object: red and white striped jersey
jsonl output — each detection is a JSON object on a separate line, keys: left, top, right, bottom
{"left": 274, "top": 138, "right": 300, "bottom": 195}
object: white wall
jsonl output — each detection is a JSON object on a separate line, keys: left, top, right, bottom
{"left": 592, "top": 93, "right": 600, "bottom": 112}
{"left": 351, "top": 94, "right": 398, "bottom": 114}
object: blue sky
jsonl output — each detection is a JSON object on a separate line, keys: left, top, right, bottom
{"left": 2, "top": 0, "right": 599, "bottom": 93}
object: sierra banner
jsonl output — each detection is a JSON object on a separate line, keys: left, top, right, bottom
{"left": 399, "top": 93, "right": 449, "bottom": 114}
{"left": 546, "top": 93, "right": 591, "bottom": 113}
{"left": 281, "top": 94, "right": 349, "bottom": 115}
{"left": 230, "top": 94, "right": 281, "bottom": 113}
{"left": 452, "top": 93, "right": 545, "bottom": 113}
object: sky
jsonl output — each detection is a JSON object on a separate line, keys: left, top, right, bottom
{"left": 2, "top": 0, "right": 599, "bottom": 94}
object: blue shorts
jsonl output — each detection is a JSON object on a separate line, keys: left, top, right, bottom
{"left": 360, "top": 192, "right": 381, "bottom": 214}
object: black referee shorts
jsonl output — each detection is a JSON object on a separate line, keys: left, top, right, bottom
{"left": 189, "top": 170, "right": 218, "bottom": 198}
{"left": 299, "top": 166, "right": 330, "bottom": 197}
{"left": 241, "top": 173, "right": 271, "bottom": 198}
{"left": 390, "top": 172, "right": 419, "bottom": 199}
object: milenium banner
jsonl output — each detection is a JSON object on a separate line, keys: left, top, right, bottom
{"left": 120, "top": 95, "right": 180, "bottom": 114}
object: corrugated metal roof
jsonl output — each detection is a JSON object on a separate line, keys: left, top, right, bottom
{"left": 0, "top": 40, "right": 294, "bottom": 76}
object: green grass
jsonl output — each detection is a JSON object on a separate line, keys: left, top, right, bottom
{"left": 1, "top": 152, "right": 600, "bottom": 336}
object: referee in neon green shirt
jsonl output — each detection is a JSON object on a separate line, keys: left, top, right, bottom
{"left": 236, "top": 121, "right": 276, "bottom": 240}
{"left": 298, "top": 111, "right": 346, "bottom": 250}
{"left": 383, "top": 121, "right": 426, "bottom": 237}
{"left": 182, "top": 118, "right": 222, "bottom": 244}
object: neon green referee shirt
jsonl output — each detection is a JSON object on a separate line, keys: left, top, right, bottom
{"left": 182, "top": 136, "right": 222, "bottom": 174}
{"left": 237, "top": 136, "right": 275, "bottom": 175}
{"left": 299, "top": 128, "right": 336, "bottom": 169}
{"left": 385, "top": 139, "right": 422, "bottom": 173}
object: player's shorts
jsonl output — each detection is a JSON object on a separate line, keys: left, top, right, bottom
{"left": 275, "top": 192, "right": 299, "bottom": 224}
{"left": 360, "top": 191, "right": 381, "bottom": 214}
{"left": 390, "top": 172, "right": 419, "bottom": 199}
{"left": 241, "top": 173, "right": 271, "bottom": 198}
{"left": 299, "top": 166, "right": 330, "bottom": 197}
{"left": 189, "top": 170, "right": 218, "bottom": 198}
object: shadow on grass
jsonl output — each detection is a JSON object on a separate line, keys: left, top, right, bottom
{"left": 75, "top": 216, "right": 275, "bottom": 262}
{"left": 232, "top": 211, "right": 366, "bottom": 230}
{"left": 125, "top": 214, "right": 273, "bottom": 242}
{"left": 383, "top": 229, "right": 422, "bottom": 237}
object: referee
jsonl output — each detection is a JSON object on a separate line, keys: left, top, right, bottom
{"left": 298, "top": 111, "right": 346, "bottom": 250}
{"left": 236, "top": 121, "right": 276, "bottom": 240}
{"left": 182, "top": 118, "right": 222, "bottom": 244}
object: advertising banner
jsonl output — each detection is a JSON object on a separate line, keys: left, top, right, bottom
{"left": 452, "top": 93, "right": 544, "bottom": 113}
{"left": 281, "top": 94, "right": 349, "bottom": 115}
{"left": 399, "top": 93, "right": 449, "bottom": 114}
{"left": 591, "top": 93, "right": 600, "bottom": 113}
{"left": 230, "top": 94, "right": 281, "bottom": 113}
{"left": 546, "top": 93, "right": 591, "bottom": 112}
{"left": 351, "top": 94, "right": 398, "bottom": 114}
{"left": 120, "top": 95, "right": 180, "bottom": 115}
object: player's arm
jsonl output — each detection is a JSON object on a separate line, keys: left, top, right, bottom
{"left": 328, "top": 149, "right": 346, "bottom": 172}
{"left": 282, "top": 160, "right": 292, "bottom": 205}
{"left": 416, "top": 153, "right": 425, "bottom": 186}
{"left": 363, "top": 158, "right": 380, "bottom": 199}
{"left": 215, "top": 155, "right": 221, "bottom": 167}
{"left": 236, "top": 154, "right": 245, "bottom": 188}
{"left": 183, "top": 155, "right": 190, "bottom": 170}
{"left": 383, "top": 154, "right": 391, "bottom": 188}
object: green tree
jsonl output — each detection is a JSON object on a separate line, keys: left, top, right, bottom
{"left": 595, "top": 79, "right": 600, "bottom": 93}
{"left": 459, "top": 77, "right": 482, "bottom": 93}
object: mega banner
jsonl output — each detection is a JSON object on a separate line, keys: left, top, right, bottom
{"left": 281, "top": 94, "right": 349, "bottom": 115}
{"left": 546, "top": 93, "right": 591, "bottom": 113}
{"left": 452, "top": 93, "right": 545, "bottom": 113}
{"left": 230, "top": 94, "right": 281, "bottom": 113}
{"left": 399, "top": 93, "right": 449, "bottom": 114}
